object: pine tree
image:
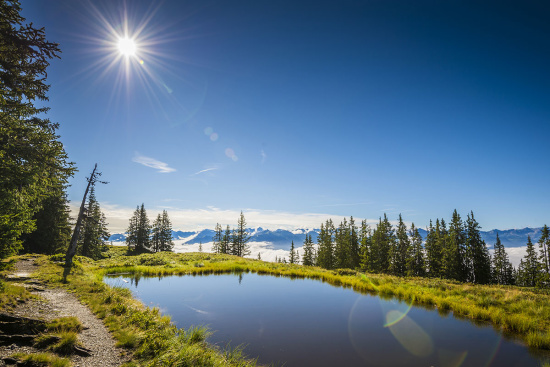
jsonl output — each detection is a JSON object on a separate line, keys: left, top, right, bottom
{"left": 0, "top": 1, "right": 75, "bottom": 258}
{"left": 257, "top": 252, "right": 261, "bottom": 260}
{"left": 302, "top": 234, "right": 315, "bottom": 266}
{"left": 359, "top": 220, "right": 372, "bottom": 272}
{"left": 126, "top": 204, "right": 151, "bottom": 253}
{"left": 231, "top": 212, "right": 251, "bottom": 257}
{"left": 407, "top": 223, "right": 426, "bottom": 277}
{"left": 126, "top": 206, "right": 140, "bottom": 252}
{"left": 137, "top": 204, "right": 151, "bottom": 252}
{"left": 390, "top": 214, "right": 410, "bottom": 276}
{"left": 465, "top": 211, "right": 491, "bottom": 284}
{"left": 492, "top": 233, "right": 513, "bottom": 285}
{"left": 77, "top": 187, "right": 109, "bottom": 260}
{"left": 21, "top": 184, "right": 72, "bottom": 255}
{"left": 444, "top": 210, "right": 467, "bottom": 281}
{"left": 198, "top": 242, "right": 203, "bottom": 252}
{"left": 517, "top": 236, "right": 540, "bottom": 287}
{"left": 425, "top": 220, "right": 442, "bottom": 277}
{"left": 334, "top": 218, "right": 350, "bottom": 269}
{"left": 316, "top": 220, "right": 335, "bottom": 269}
{"left": 221, "top": 225, "right": 231, "bottom": 254}
{"left": 151, "top": 214, "right": 162, "bottom": 253}
{"left": 212, "top": 223, "right": 223, "bottom": 253}
{"left": 368, "top": 214, "right": 394, "bottom": 274}
{"left": 289, "top": 241, "right": 297, "bottom": 264}
{"left": 159, "top": 210, "right": 174, "bottom": 252}
{"left": 349, "top": 216, "right": 360, "bottom": 269}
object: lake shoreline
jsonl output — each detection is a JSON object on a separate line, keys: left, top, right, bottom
{"left": 5, "top": 249, "right": 550, "bottom": 366}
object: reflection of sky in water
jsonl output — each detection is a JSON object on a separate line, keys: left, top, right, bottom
{"left": 105, "top": 273, "right": 548, "bottom": 367}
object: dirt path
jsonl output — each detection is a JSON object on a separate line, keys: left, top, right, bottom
{"left": 0, "top": 258, "right": 127, "bottom": 366}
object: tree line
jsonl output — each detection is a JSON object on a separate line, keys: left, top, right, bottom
{"left": 125, "top": 204, "right": 174, "bottom": 253}
{"left": 300, "top": 210, "right": 549, "bottom": 288}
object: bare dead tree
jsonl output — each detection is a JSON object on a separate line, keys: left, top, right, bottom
{"left": 64, "top": 164, "right": 107, "bottom": 279}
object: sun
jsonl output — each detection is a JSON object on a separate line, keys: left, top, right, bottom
{"left": 118, "top": 37, "right": 137, "bottom": 56}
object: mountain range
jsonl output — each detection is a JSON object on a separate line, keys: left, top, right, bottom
{"left": 109, "top": 227, "right": 543, "bottom": 250}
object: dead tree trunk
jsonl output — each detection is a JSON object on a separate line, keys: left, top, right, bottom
{"left": 64, "top": 164, "right": 98, "bottom": 273}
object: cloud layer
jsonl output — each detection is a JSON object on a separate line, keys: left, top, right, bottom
{"left": 71, "top": 202, "right": 372, "bottom": 233}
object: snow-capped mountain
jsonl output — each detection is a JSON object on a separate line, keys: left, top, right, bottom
{"left": 108, "top": 227, "right": 543, "bottom": 249}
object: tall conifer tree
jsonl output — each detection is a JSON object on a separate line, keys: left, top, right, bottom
{"left": 77, "top": 187, "right": 109, "bottom": 259}
{"left": 517, "top": 236, "right": 540, "bottom": 287}
{"left": 231, "top": 212, "right": 250, "bottom": 257}
{"left": 390, "top": 214, "right": 410, "bottom": 276}
{"left": 492, "top": 233, "right": 514, "bottom": 285}
{"left": 407, "top": 223, "right": 426, "bottom": 277}
{"left": 302, "top": 234, "right": 315, "bottom": 266}
{"left": 444, "top": 210, "right": 467, "bottom": 281}
{"left": 465, "top": 211, "right": 491, "bottom": 284}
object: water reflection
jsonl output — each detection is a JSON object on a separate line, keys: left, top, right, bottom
{"left": 105, "top": 273, "right": 549, "bottom": 367}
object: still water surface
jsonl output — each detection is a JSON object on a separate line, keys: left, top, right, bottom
{"left": 104, "top": 273, "right": 548, "bottom": 367}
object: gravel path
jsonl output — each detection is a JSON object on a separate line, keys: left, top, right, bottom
{"left": 0, "top": 258, "right": 127, "bottom": 366}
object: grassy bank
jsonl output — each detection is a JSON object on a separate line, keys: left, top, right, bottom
{"left": 2, "top": 249, "right": 550, "bottom": 366}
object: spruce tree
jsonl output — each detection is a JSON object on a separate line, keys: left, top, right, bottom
{"left": 518, "top": 236, "right": 540, "bottom": 287}
{"left": 21, "top": 184, "right": 72, "bottom": 255}
{"left": 424, "top": 220, "right": 442, "bottom": 277}
{"left": 77, "top": 187, "right": 109, "bottom": 260}
{"left": 159, "top": 210, "right": 174, "bottom": 251}
{"left": 126, "top": 204, "right": 150, "bottom": 253}
{"left": 126, "top": 206, "right": 140, "bottom": 252}
{"left": 359, "top": 220, "right": 372, "bottom": 272}
{"left": 444, "top": 210, "right": 467, "bottom": 281}
{"left": 136, "top": 204, "right": 151, "bottom": 253}
{"left": 492, "top": 233, "right": 513, "bottom": 285}
{"left": 390, "top": 214, "right": 410, "bottom": 276}
{"left": 407, "top": 223, "right": 426, "bottom": 277}
{"left": 212, "top": 223, "right": 223, "bottom": 253}
{"left": 369, "top": 214, "right": 394, "bottom": 274}
{"left": 151, "top": 214, "right": 163, "bottom": 253}
{"left": 348, "top": 216, "right": 360, "bottom": 269}
{"left": 465, "top": 211, "right": 491, "bottom": 284}
{"left": 334, "top": 218, "right": 350, "bottom": 269}
{"left": 316, "top": 220, "right": 335, "bottom": 269}
{"left": 289, "top": 241, "right": 297, "bottom": 264}
{"left": 302, "top": 234, "right": 315, "bottom": 266}
{"left": 232, "top": 212, "right": 250, "bottom": 257}
{"left": 221, "top": 225, "right": 231, "bottom": 254}
{"left": 0, "top": 0, "right": 75, "bottom": 258}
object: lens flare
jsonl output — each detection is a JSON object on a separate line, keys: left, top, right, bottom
{"left": 225, "top": 148, "right": 238, "bottom": 161}
{"left": 386, "top": 310, "right": 434, "bottom": 357}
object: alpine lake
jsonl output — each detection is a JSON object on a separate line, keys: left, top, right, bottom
{"left": 104, "top": 272, "right": 550, "bottom": 367}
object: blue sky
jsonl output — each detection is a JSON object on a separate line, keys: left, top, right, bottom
{"left": 23, "top": 0, "right": 550, "bottom": 231}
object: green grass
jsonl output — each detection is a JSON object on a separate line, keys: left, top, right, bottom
{"left": 22, "top": 249, "right": 550, "bottom": 366}
{"left": 9, "top": 352, "right": 71, "bottom": 367}
{"left": 35, "top": 331, "right": 79, "bottom": 355}
{"left": 46, "top": 317, "right": 83, "bottom": 333}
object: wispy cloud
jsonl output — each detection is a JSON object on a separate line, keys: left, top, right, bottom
{"left": 132, "top": 153, "right": 176, "bottom": 173}
{"left": 315, "top": 202, "right": 372, "bottom": 208}
{"left": 261, "top": 149, "right": 267, "bottom": 164}
{"left": 191, "top": 167, "right": 219, "bottom": 176}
